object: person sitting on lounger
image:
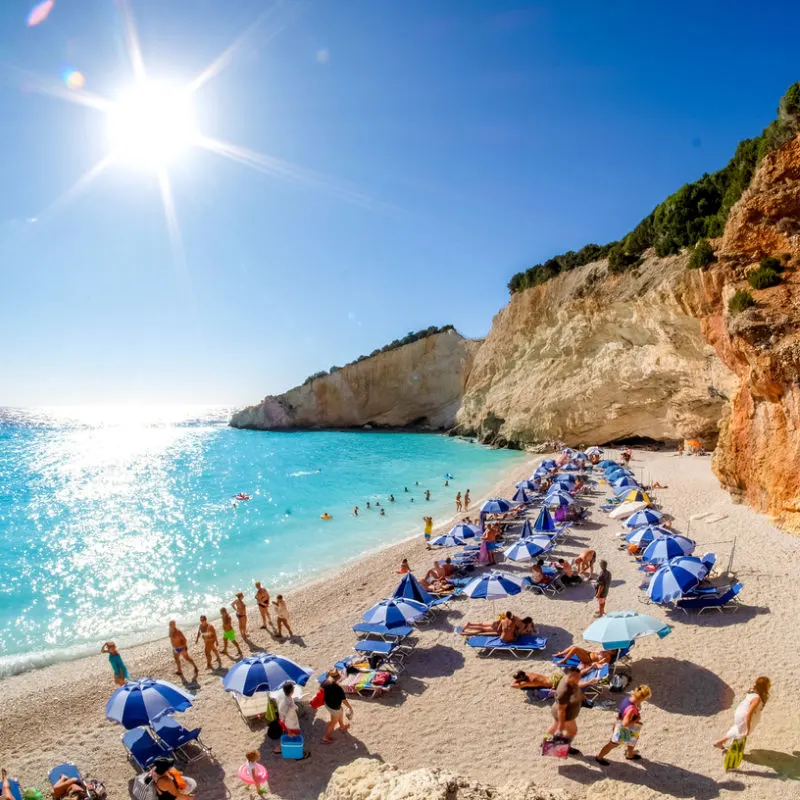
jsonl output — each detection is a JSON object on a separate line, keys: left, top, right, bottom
{"left": 498, "top": 611, "right": 518, "bottom": 643}
{"left": 531, "top": 559, "right": 552, "bottom": 585}
{"left": 514, "top": 615, "right": 536, "bottom": 636}
{"left": 555, "top": 645, "right": 619, "bottom": 671}
{"left": 397, "top": 558, "right": 410, "bottom": 574}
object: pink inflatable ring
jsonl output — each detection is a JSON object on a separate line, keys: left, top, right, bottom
{"left": 238, "top": 762, "right": 268, "bottom": 785}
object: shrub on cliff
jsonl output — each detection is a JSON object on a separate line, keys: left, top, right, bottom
{"left": 748, "top": 265, "right": 782, "bottom": 289}
{"left": 728, "top": 289, "right": 755, "bottom": 314}
{"left": 688, "top": 238, "right": 716, "bottom": 269}
{"left": 759, "top": 256, "right": 784, "bottom": 272}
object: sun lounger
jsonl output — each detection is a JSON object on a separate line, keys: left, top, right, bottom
{"left": 522, "top": 575, "right": 563, "bottom": 597}
{"left": 122, "top": 727, "right": 173, "bottom": 771}
{"left": 352, "top": 623, "right": 414, "bottom": 642}
{"left": 48, "top": 763, "right": 82, "bottom": 786}
{"left": 676, "top": 582, "right": 742, "bottom": 614}
{"left": 232, "top": 689, "right": 270, "bottom": 722}
{"left": 3, "top": 778, "right": 22, "bottom": 800}
{"left": 353, "top": 639, "right": 414, "bottom": 662}
{"left": 316, "top": 668, "right": 398, "bottom": 698}
{"left": 466, "top": 634, "right": 548, "bottom": 658}
{"left": 152, "top": 714, "right": 212, "bottom": 762}
{"left": 524, "top": 664, "right": 609, "bottom": 702}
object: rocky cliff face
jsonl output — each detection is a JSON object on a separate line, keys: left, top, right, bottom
{"left": 454, "top": 255, "right": 738, "bottom": 447}
{"left": 318, "top": 759, "right": 572, "bottom": 800}
{"left": 230, "top": 330, "right": 479, "bottom": 431}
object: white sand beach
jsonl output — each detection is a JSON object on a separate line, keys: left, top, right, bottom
{"left": 1, "top": 450, "right": 798, "bottom": 800}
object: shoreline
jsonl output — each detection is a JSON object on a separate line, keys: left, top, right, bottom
{"left": 0, "top": 451, "right": 532, "bottom": 680}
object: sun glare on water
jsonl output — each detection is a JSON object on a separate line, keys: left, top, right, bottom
{"left": 107, "top": 82, "right": 197, "bottom": 168}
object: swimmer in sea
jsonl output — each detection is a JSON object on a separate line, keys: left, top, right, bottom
{"left": 425, "top": 489, "right": 431, "bottom": 501}
{"left": 169, "top": 620, "right": 198, "bottom": 681}
{"left": 389, "top": 495, "right": 395, "bottom": 502}
{"left": 353, "top": 506, "right": 359, "bottom": 517}
{"left": 404, "top": 487, "right": 409, "bottom": 492}
{"left": 366, "top": 501, "right": 371, "bottom": 509}
{"left": 376, "top": 502, "right": 381, "bottom": 507}
{"left": 195, "top": 615, "right": 221, "bottom": 670}
{"left": 445, "top": 479, "right": 449, "bottom": 487}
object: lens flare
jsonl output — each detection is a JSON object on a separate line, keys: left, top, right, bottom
{"left": 26, "top": 0, "right": 54, "bottom": 27}
{"left": 63, "top": 69, "right": 85, "bottom": 90}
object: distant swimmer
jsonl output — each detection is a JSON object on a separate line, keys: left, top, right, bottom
{"left": 445, "top": 480, "right": 449, "bottom": 487}
{"left": 404, "top": 487, "right": 409, "bottom": 492}
{"left": 353, "top": 506, "right": 359, "bottom": 517}
{"left": 410, "top": 497, "right": 414, "bottom": 502}
{"left": 415, "top": 481, "right": 420, "bottom": 486}
{"left": 366, "top": 501, "right": 371, "bottom": 509}
{"left": 235, "top": 493, "right": 251, "bottom": 501}
{"left": 380, "top": 508, "right": 385, "bottom": 516}
{"left": 425, "top": 489, "right": 431, "bottom": 501}
{"left": 389, "top": 495, "right": 395, "bottom": 502}
{"left": 376, "top": 502, "right": 381, "bottom": 507}
{"left": 321, "top": 513, "right": 333, "bottom": 520}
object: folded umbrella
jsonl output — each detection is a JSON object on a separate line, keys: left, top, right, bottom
{"left": 392, "top": 572, "right": 436, "bottom": 605}
{"left": 512, "top": 487, "right": 530, "bottom": 504}
{"left": 533, "top": 506, "right": 558, "bottom": 533}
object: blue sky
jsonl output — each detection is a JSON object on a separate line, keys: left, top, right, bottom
{"left": 0, "top": 0, "right": 798, "bottom": 407}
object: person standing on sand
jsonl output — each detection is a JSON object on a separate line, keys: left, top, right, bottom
{"left": 233, "top": 592, "right": 248, "bottom": 637}
{"left": 321, "top": 669, "right": 354, "bottom": 743}
{"left": 195, "top": 615, "right": 221, "bottom": 670}
{"left": 595, "top": 685, "right": 652, "bottom": 765}
{"left": 464, "top": 489, "right": 471, "bottom": 510}
{"left": 455, "top": 492, "right": 462, "bottom": 513}
{"left": 101, "top": 641, "right": 129, "bottom": 685}
{"left": 220, "top": 607, "right": 244, "bottom": 659}
{"left": 547, "top": 667, "right": 584, "bottom": 755}
{"left": 714, "top": 677, "right": 770, "bottom": 751}
{"left": 255, "top": 581, "right": 273, "bottom": 630}
{"left": 168, "top": 621, "right": 198, "bottom": 681}
{"left": 423, "top": 516, "right": 433, "bottom": 545}
{"left": 594, "top": 560, "right": 611, "bottom": 617}
{"left": 273, "top": 594, "right": 294, "bottom": 638}
{"left": 275, "top": 681, "right": 301, "bottom": 752}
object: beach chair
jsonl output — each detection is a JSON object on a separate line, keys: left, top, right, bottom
{"left": 352, "top": 623, "right": 414, "bottom": 642}
{"left": 3, "top": 778, "right": 22, "bottom": 800}
{"left": 231, "top": 688, "right": 272, "bottom": 722}
{"left": 122, "top": 727, "right": 173, "bottom": 771}
{"left": 465, "top": 634, "right": 548, "bottom": 658}
{"left": 524, "top": 664, "right": 609, "bottom": 702}
{"left": 152, "top": 715, "right": 212, "bottom": 762}
{"left": 317, "top": 667, "right": 398, "bottom": 699}
{"left": 522, "top": 576, "right": 562, "bottom": 598}
{"left": 353, "top": 639, "right": 414, "bottom": 664}
{"left": 48, "top": 763, "right": 82, "bottom": 786}
{"left": 676, "top": 582, "right": 742, "bottom": 614}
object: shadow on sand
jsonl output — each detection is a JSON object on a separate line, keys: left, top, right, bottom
{"left": 743, "top": 749, "right": 800, "bottom": 780}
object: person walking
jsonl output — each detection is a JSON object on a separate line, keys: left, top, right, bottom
{"left": 195, "top": 615, "right": 221, "bottom": 670}
{"left": 464, "top": 489, "right": 470, "bottom": 510}
{"left": 232, "top": 592, "right": 248, "bottom": 637}
{"left": 219, "top": 607, "right": 244, "bottom": 659}
{"left": 714, "top": 677, "right": 770, "bottom": 751}
{"left": 455, "top": 492, "right": 462, "bottom": 513}
{"left": 101, "top": 641, "right": 129, "bottom": 685}
{"left": 320, "top": 669, "right": 353, "bottom": 743}
{"left": 273, "top": 594, "right": 294, "bottom": 638}
{"left": 594, "top": 559, "right": 611, "bottom": 617}
{"left": 546, "top": 667, "right": 583, "bottom": 755}
{"left": 168, "top": 621, "right": 198, "bottom": 681}
{"left": 254, "top": 581, "right": 273, "bottom": 630}
{"left": 595, "top": 685, "right": 652, "bottom": 765}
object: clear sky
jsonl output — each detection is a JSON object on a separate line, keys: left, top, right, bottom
{"left": 1, "top": 0, "right": 798, "bottom": 407}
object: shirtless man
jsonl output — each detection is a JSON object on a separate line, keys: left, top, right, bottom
{"left": 573, "top": 548, "right": 596, "bottom": 578}
{"left": 498, "top": 612, "right": 518, "bottom": 643}
{"left": 233, "top": 592, "right": 248, "bottom": 637}
{"left": 195, "top": 615, "right": 221, "bottom": 670}
{"left": 254, "top": 581, "right": 273, "bottom": 630}
{"left": 169, "top": 620, "right": 198, "bottom": 680}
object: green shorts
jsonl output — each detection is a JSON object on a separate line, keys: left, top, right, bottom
{"left": 223, "top": 629, "right": 236, "bottom": 642}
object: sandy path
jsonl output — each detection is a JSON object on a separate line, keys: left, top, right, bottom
{"left": 1, "top": 451, "right": 798, "bottom": 800}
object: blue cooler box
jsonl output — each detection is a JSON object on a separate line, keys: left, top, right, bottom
{"left": 281, "top": 734, "right": 304, "bottom": 759}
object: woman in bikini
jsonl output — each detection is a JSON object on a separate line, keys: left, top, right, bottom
{"left": 232, "top": 592, "right": 248, "bottom": 637}
{"left": 254, "top": 581, "right": 273, "bottom": 630}
{"left": 195, "top": 615, "right": 221, "bottom": 670}
{"left": 219, "top": 607, "right": 243, "bottom": 659}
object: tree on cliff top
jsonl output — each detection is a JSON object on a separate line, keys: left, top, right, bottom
{"left": 508, "top": 81, "right": 800, "bottom": 294}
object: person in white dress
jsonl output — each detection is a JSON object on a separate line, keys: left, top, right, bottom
{"left": 714, "top": 676, "right": 770, "bottom": 750}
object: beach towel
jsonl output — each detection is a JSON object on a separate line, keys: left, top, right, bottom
{"left": 541, "top": 734, "right": 571, "bottom": 758}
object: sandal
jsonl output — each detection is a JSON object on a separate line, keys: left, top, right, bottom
{"left": 626, "top": 753, "right": 642, "bottom": 761}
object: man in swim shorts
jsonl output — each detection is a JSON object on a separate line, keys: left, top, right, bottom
{"left": 219, "top": 607, "right": 243, "bottom": 659}
{"left": 233, "top": 592, "right": 248, "bottom": 637}
{"left": 254, "top": 581, "right": 273, "bottom": 630}
{"left": 169, "top": 620, "right": 198, "bottom": 681}
{"left": 195, "top": 615, "right": 221, "bottom": 670}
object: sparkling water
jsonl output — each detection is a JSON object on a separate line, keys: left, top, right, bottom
{"left": 0, "top": 406, "right": 526, "bottom": 676}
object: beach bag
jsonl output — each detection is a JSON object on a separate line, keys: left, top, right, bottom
{"left": 265, "top": 697, "right": 279, "bottom": 723}
{"left": 724, "top": 737, "right": 746, "bottom": 771}
{"left": 310, "top": 688, "right": 325, "bottom": 709}
{"left": 541, "top": 734, "right": 571, "bottom": 758}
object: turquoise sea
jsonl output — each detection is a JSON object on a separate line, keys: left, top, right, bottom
{"left": 0, "top": 406, "right": 526, "bottom": 677}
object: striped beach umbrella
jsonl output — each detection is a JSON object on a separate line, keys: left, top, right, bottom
{"left": 533, "top": 506, "right": 558, "bottom": 533}
{"left": 552, "top": 473, "right": 577, "bottom": 485}
{"left": 504, "top": 536, "right": 555, "bottom": 561}
{"left": 583, "top": 611, "right": 671, "bottom": 649}
{"left": 598, "top": 459, "right": 616, "bottom": 467}
{"left": 448, "top": 522, "right": 480, "bottom": 539}
{"left": 623, "top": 508, "right": 665, "bottom": 528}
{"left": 647, "top": 557, "right": 708, "bottom": 603}
{"left": 512, "top": 487, "right": 530, "bottom": 504}
{"left": 620, "top": 489, "right": 651, "bottom": 504}
{"left": 463, "top": 571, "right": 524, "bottom": 600}
{"left": 430, "top": 531, "right": 467, "bottom": 547}
{"left": 586, "top": 446, "right": 603, "bottom": 456}
{"left": 516, "top": 479, "right": 537, "bottom": 491}
{"left": 362, "top": 597, "right": 429, "bottom": 627}
{"left": 546, "top": 490, "right": 575, "bottom": 508}
{"left": 106, "top": 678, "right": 194, "bottom": 729}
{"left": 480, "top": 498, "right": 513, "bottom": 515}
{"left": 393, "top": 572, "right": 436, "bottom": 605}
{"left": 625, "top": 525, "right": 673, "bottom": 548}
{"left": 642, "top": 534, "right": 696, "bottom": 564}
{"left": 540, "top": 459, "right": 558, "bottom": 470}
{"left": 223, "top": 653, "right": 313, "bottom": 696}
{"left": 519, "top": 519, "right": 534, "bottom": 539}
{"left": 612, "top": 476, "right": 639, "bottom": 489}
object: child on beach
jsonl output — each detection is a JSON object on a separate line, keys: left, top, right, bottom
{"left": 241, "top": 750, "right": 268, "bottom": 795}
{"left": 101, "top": 641, "right": 129, "bottom": 686}
{"left": 219, "top": 607, "right": 244, "bottom": 659}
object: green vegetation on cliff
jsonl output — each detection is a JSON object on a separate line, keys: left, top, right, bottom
{"left": 509, "top": 82, "right": 800, "bottom": 294}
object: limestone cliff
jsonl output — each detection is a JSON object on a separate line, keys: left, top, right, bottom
{"left": 231, "top": 330, "right": 479, "bottom": 431}
{"left": 318, "top": 759, "right": 572, "bottom": 800}
{"left": 454, "top": 255, "right": 738, "bottom": 447}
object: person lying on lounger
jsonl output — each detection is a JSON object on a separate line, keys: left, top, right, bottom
{"left": 51, "top": 774, "right": 88, "bottom": 799}
{"left": 513, "top": 615, "right": 536, "bottom": 636}
{"left": 512, "top": 669, "right": 599, "bottom": 690}
{"left": 461, "top": 610, "right": 518, "bottom": 639}
{"left": 554, "top": 646, "right": 619, "bottom": 672}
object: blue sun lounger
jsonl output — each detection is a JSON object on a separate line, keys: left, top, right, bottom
{"left": 122, "top": 727, "right": 173, "bottom": 771}
{"left": 353, "top": 638, "right": 414, "bottom": 662}
{"left": 352, "top": 623, "right": 414, "bottom": 642}
{"left": 525, "top": 664, "right": 610, "bottom": 702}
{"left": 48, "top": 763, "right": 82, "bottom": 787}
{"left": 152, "top": 715, "right": 212, "bottom": 762}
{"left": 466, "top": 634, "right": 548, "bottom": 658}
{"left": 676, "top": 582, "right": 742, "bottom": 614}
{"left": 3, "top": 779, "right": 22, "bottom": 800}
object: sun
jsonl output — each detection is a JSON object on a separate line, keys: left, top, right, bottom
{"left": 107, "top": 81, "right": 197, "bottom": 168}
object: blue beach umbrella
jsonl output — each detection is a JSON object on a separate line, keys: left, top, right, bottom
{"left": 586, "top": 446, "right": 603, "bottom": 456}
{"left": 647, "top": 557, "right": 708, "bottom": 603}
{"left": 533, "top": 506, "right": 558, "bottom": 533}
{"left": 362, "top": 597, "right": 429, "bottom": 628}
{"left": 106, "top": 678, "right": 194, "bottom": 729}
{"left": 572, "top": 452, "right": 588, "bottom": 461}
{"left": 625, "top": 525, "right": 673, "bottom": 547}
{"left": 393, "top": 572, "right": 436, "bottom": 605}
{"left": 516, "top": 479, "right": 537, "bottom": 491}
{"left": 540, "top": 459, "right": 557, "bottom": 469}
{"left": 552, "top": 473, "right": 577, "bottom": 486}
{"left": 512, "top": 487, "right": 530, "bottom": 504}
{"left": 463, "top": 571, "right": 524, "bottom": 600}
{"left": 563, "top": 462, "right": 580, "bottom": 471}
{"left": 480, "top": 498, "right": 513, "bottom": 515}
{"left": 223, "top": 652, "right": 313, "bottom": 696}
{"left": 545, "top": 490, "right": 575, "bottom": 508}
{"left": 449, "top": 522, "right": 479, "bottom": 539}
{"left": 583, "top": 611, "right": 671, "bottom": 649}
{"left": 642, "top": 534, "right": 696, "bottom": 564}
{"left": 504, "top": 536, "right": 555, "bottom": 561}
{"left": 430, "top": 531, "right": 467, "bottom": 547}
{"left": 533, "top": 467, "right": 549, "bottom": 479}
{"left": 519, "top": 519, "right": 534, "bottom": 539}
{"left": 561, "top": 447, "right": 575, "bottom": 455}
{"left": 612, "top": 476, "right": 639, "bottom": 489}
{"left": 598, "top": 460, "right": 616, "bottom": 467}
{"left": 624, "top": 508, "right": 665, "bottom": 528}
